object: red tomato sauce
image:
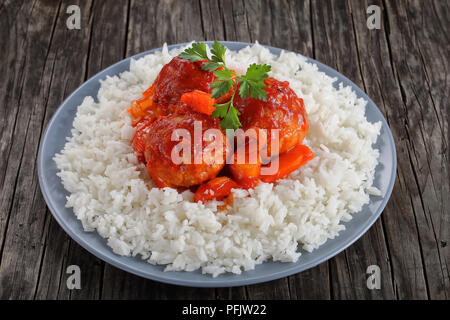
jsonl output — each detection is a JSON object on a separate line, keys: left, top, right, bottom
{"left": 127, "top": 56, "right": 313, "bottom": 206}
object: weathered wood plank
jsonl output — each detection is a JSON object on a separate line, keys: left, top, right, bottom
{"left": 381, "top": 0, "right": 449, "bottom": 299}
{"left": 126, "top": 0, "right": 205, "bottom": 58}
{"left": 346, "top": 0, "right": 415, "bottom": 300}
{"left": 104, "top": 264, "right": 219, "bottom": 300}
{"left": 199, "top": 0, "right": 226, "bottom": 41}
{"left": 0, "top": 0, "right": 37, "bottom": 269}
{"left": 288, "top": 262, "right": 330, "bottom": 300}
{"left": 0, "top": 0, "right": 100, "bottom": 300}
{"left": 25, "top": 0, "right": 98, "bottom": 300}
{"left": 0, "top": 0, "right": 64, "bottom": 299}
{"left": 348, "top": 0, "right": 450, "bottom": 299}
{"left": 66, "top": 0, "right": 130, "bottom": 301}
{"left": 33, "top": 0, "right": 133, "bottom": 300}
{"left": 310, "top": 0, "right": 397, "bottom": 299}
{"left": 219, "top": 0, "right": 251, "bottom": 42}
{"left": 215, "top": 286, "right": 247, "bottom": 300}
{"left": 34, "top": 216, "right": 71, "bottom": 299}
{"left": 245, "top": 0, "right": 313, "bottom": 57}
{"left": 246, "top": 279, "right": 291, "bottom": 300}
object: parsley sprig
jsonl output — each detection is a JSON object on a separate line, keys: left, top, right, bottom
{"left": 179, "top": 41, "right": 271, "bottom": 130}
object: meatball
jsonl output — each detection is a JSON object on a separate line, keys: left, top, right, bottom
{"left": 152, "top": 57, "right": 216, "bottom": 108}
{"left": 144, "top": 111, "right": 230, "bottom": 188}
{"left": 233, "top": 77, "right": 308, "bottom": 160}
{"left": 129, "top": 57, "right": 231, "bottom": 125}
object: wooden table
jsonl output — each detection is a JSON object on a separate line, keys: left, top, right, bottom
{"left": 0, "top": 0, "right": 448, "bottom": 300}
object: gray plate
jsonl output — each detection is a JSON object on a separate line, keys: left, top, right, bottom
{"left": 38, "top": 41, "right": 397, "bottom": 287}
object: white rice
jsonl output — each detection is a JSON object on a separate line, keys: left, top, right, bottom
{"left": 54, "top": 43, "right": 381, "bottom": 277}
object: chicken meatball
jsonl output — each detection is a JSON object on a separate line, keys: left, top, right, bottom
{"left": 129, "top": 57, "right": 231, "bottom": 125}
{"left": 152, "top": 57, "right": 216, "bottom": 108}
{"left": 144, "top": 111, "right": 230, "bottom": 188}
{"left": 233, "top": 77, "right": 308, "bottom": 160}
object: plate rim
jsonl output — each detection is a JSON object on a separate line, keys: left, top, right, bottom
{"left": 37, "top": 41, "right": 397, "bottom": 287}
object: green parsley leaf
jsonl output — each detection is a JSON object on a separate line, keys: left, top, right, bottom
{"left": 211, "top": 102, "right": 230, "bottom": 119}
{"left": 245, "top": 63, "right": 271, "bottom": 81}
{"left": 178, "top": 42, "right": 272, "bottom": 130}
{"left": 238, "top": 63, "right": 271, "bottom": 100}
{"left": 240, "top": 78, "right": 268, "bottom": 100}
{"left": 238, "top": 79, "right": 250, "bottom": 98}
{"left": 220, "top": 106, "right": 242, "bottom": 130}
{"left": 211, "top": 102, "right": 242, "bottom": 130}
{"left": 210, "top": 80, "right": 233, "bottom": 98}
{"left": 178, "top": 42, "right": 208, "bottom": 62}
{"left": 213, "top": 69, "right": 233, "bottom": 81}
{"left": 248, "top": 83, "right": 268, "bottom": 100}
{"left": 211, "top": 40, "right": 227, "bottom": 63}
{"left": 201, "top": 62, "right": 221, "bottom": 72}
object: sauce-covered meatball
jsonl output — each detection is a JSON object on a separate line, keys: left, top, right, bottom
{"left": 153, "top": 57, "right": 215, "bottom": 108}
{"left": 144, "top": 110, "right": 230, "bottom": 188}
{"left": 128, "top": 57, "right": 233, "bottom": 125}
{"left": 233, "top": 77, "right": 308, "bottom": 159}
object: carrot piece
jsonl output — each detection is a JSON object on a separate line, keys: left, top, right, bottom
{"left": 127, "top": 96, "right": 154, "bottom": 121}
{"left": 180, "top": 90, "right": 215, "bottom": 116}
{"left": 229, "top": 145, "right": 261, "bottom": 189}
{"left": 127, "top": 84, "right": 156, "bottom": 122}
{"left": 238, "top": 177, "right": 261, "bottom": 190}
{"left": 194, "top": 177, "right": 239, "bottom": 203}
{"left": 260, "top": 144, "right": 314, "bottom": 183}
{"left": 142, "top": 83, "right": 155, "bottom": 98}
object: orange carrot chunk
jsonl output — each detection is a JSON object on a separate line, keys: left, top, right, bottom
{"left": 229, "top": 145, "right": 261, "bottom": 189}
{"left": 180, "top": 90, "right": 216, "bottom": 116}
{"left": 260, "top": 144, "right": 314, "bottom": 183}
{"left": 194, "top": 177, "right": 239, "bottom": 203}
{"left": 238, "top": 177, "right": 261, "bottom": 190}
{"left": 127, "top": 84, "right": 156, "bottom": 123}
{"left": 142, "top": 83, "right": 155, "bottom": 98}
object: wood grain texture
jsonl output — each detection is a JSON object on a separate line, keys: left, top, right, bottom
{"left": 310, "top": 0, "right": 396, "bottom": 300}
{"left": 0, "top": 0, "right": 448, "bottom": 300}
{"left": 382, "top": 0, "right": 449, "bottom": 299}
{"left": 348, "top": 0, "right": 427, "bottom": 300}
{"left": 0, "top": 0, "right": 66, "bottom": 299}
